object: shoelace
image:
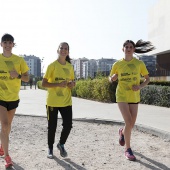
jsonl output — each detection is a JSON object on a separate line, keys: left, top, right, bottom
{"left": 5, "top": 156, "right": 12, "bottom": 163}
{"left": 61, "top": 146, "right": 65, "bottom": 152}
{"left": 127, "top": 148, "right": 133, "bottom": 156}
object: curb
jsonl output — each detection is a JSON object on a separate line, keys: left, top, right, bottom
{"left": 73, "top": 118, "right": 170, "bottom": 142}
{"left": 15, "top": 114, "right": 170, "bottom": 142}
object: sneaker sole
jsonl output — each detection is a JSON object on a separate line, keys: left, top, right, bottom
{"left": 47, "top": 155, "right": 53, "bottom": 159}
{"left": 5, "top": 163, "right": 13, "bottom": 168}
{"left": 125, "top": 156, "right": 136, "bottom": 161}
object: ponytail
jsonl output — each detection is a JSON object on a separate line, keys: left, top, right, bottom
{"left": 66, "top": 55, "right": 71, "bottom": 63}
{"left": 123, "top": 39, "right": 155, "bottom": 54}
{"left": 135, "top": 39, "right": 155, "bottom": 54}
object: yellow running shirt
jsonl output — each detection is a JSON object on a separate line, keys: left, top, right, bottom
{"left": 0, "top": 54, "right": 29, "bottom": 101}
{"left": 43, "top": 60, "right": 75, "bottom": 107}
{"left": 110, "top": 58, "right": 149, "bottom": 103}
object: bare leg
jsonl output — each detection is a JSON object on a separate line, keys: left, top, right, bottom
{"left": 0, "top": 106, "right": 16, "bottom": 156}
{"left": 118, "top": 103, "right": 138, "bottom": 149}
{"left": 129, "top": 104, "right": 138, "bottom": 129}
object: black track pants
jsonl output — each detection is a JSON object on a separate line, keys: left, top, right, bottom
{"left": 47, "top": 106, "right": 73, "bottom": 149}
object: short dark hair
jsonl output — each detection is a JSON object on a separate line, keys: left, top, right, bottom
{"left": 1, "top": 33, "right": 14, "bottom": 43}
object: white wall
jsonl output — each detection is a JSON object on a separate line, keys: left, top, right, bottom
{"left": 148, "top": 0, "right": 170, "bottom": 55}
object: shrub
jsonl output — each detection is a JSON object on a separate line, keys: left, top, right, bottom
{"left": 74, "top": 80, "right": 94, "bottom": 99}
{"left": 37, "top": 81, "right": 47, "bottom": 90}
{"left": 140, "top": 85, "right": 170, "bottom": 107}
{"left": 37, "top": 79, "right": 170, "bottom": 107}
{"left": 72, "top": 78, "right": 117, "bottom": 103}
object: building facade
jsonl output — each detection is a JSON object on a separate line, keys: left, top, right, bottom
{"left": 83, "top": 59, "right": 97, "bottom": 79}
{"left": 95, "top": 58, "right": 117, "bottom": 77}
{"left": 148, "top": 0, "right": 170, "bottom": 77}
{"left": 72, "top": 57, "right": 89, "bottom": 79}
{"left": 72, "top": 58, "right": 117, "bottom": 79}
{"left": 139, "top": 55, "right": 156, "bottom": 77}
{"left": 20, "top": 55, "right": 41, "bottom": 77}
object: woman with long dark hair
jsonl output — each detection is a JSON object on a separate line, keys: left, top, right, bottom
{"left": 42, "top": 42, "right": 75, "bottom": 159}
{"left": 109, "top": 39, "right": 155, "bottom": 161}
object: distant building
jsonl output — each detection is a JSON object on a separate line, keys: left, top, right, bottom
{"left": 95, "top": 58, "right": 117, "bottom": 76}
{"left": 72, "top": 57, "right": 88, "bottom": 79}
{"left": 20, "top": 55, "right": 41, "bottom": 77}
{"left": 139, "top": 55, "right": 156, "bottom": 77}
{"left": 72, "top": 58, "right": 117, "bottom": 79}
{"left": 83, "top": 59, "right": 97, "bottom": 79}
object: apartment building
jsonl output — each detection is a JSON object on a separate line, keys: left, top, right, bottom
{"left": 83, "top": 59, "right": 97, "bottom": 79}
{"left": 139, "top": 55, "right": 156, "bottom": 76}
{"left": 72, "top": 58, "right": 117, "bottom": 79}
{"left": 96, "top": 58, "right": 117, "bottom": 77}
{"left": 72, "top": 57, "right": 88, "bottom": 79}
{"left": 20, "top": 55, "right": 41, "bottom": 77}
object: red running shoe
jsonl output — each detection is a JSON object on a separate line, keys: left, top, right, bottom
{"left": 125, "top": 148, "right": 136, "bottom": 161}
{"left": 5, "top": 155, "right": 13, "bottom": 168}
{"left": 119, "top": 128, "right": 125, "bottom": 146}
{"left": 0, "top": 145, "right": 4, "bottom": 156}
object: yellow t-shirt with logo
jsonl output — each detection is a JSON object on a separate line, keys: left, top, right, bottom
{"left": 43, "top": 60, "right": 75, "bottom": 107}
{"left": 0, "top": 54, "right": 29, "bottom": 101}
{"left": 110, "top": 58, "right": 149, "bottom": 103}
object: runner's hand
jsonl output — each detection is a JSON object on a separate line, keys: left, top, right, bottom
{"left": 9, "top": 70, "right": 19, "bottom": 78}
{"left": 59, "top": 81, "right": 67, "bottom": 87}
{"left": 132, "top": 85, "right": 140, "bottom": 91}
{"left": 67, "top": 81, "right": 75, "bottom": 89}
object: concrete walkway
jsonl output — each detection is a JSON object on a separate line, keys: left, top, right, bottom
{"left": 17, "top": 87, "right": 170, "bottom": 140}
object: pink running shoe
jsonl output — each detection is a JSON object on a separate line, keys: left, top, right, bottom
{"left": 125, "top": 148, "right": 136, "bottom": 161}
{"left": 119, "top": 128, "right": 125, "bottom": 146}
{"left": 0, "top": 145, "right": 4, "bottom": 156}
{"left": 5, "top": 155, "right": 13, "bottom": 168}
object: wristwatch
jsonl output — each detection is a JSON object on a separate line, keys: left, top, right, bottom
{"left": 17, "top": 74, "right": 22, "bottom": 79}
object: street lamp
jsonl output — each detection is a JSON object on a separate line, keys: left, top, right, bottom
{"left": 41, "top": 57, "right": 44, "bottom": 77}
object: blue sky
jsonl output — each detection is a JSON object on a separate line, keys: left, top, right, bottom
{"left": 0, "top": 0, "right": 158, "bottom": 71}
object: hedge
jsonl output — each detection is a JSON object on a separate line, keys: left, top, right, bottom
{"left": 37, "top": 79, "right": 170, "bottom": 107}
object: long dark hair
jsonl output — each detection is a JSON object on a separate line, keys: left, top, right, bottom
{"left": 123, "top": 39, "right": 155, "bottom": 54}
{"left": 59, "top": 42, "right": 71, "bottom": 63}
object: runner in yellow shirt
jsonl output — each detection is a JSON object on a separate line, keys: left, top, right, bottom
{"left": 42, "top": 42, "right": 75, "bottom": 159}
{"left": 0, "top": 34, "right": 29, "bottom": 168}
{"left": 109, "top": 39, "right": 155, "bottom": 161}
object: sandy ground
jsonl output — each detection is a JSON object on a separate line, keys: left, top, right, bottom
{"left": 0, "top": 115, "right": 170, "bottom": 170}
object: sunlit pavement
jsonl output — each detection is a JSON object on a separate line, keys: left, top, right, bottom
{"left": 17, "top": 86, "right": 170, "bottom": 140}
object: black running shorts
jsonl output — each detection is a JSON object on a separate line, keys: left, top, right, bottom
{"left": 0, "top": 100, "right": 20, "bottom": 111}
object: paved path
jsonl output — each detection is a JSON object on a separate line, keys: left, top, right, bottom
{"left": 17, "top": 87, "right": 170, "bottom": 140}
